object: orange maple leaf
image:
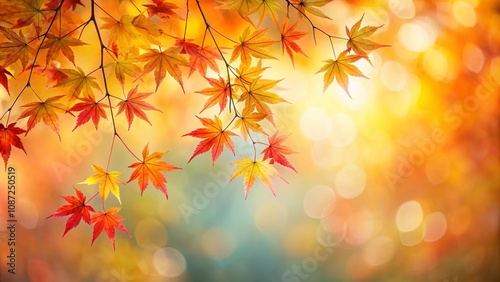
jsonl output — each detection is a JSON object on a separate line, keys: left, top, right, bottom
{"left": 138, "top": 47, "right": 189, "bottom": 92}
{"left": 19, "top": 95, "right": 67, "bottom": 137}
{"left": 101, "top": 15, "right": 147, "bottom": 54}
{"left": 0, "top": 122, "right": 26, "bottom": 169}
{"left": 346, "top": 15, "right": 389, "bottom": 57}
{"left": 47, "top": 187, "right": 95, "bottom": 237}
{"left": 128, "top": 144, "right": 181, "bottom": 199}
{"left": 230, "top": 27, "right": 277, "bottom": 67}
{"left": 183, "top": 115, "right": 238, "bottom": 165}
{"left": 280, "top": 18, "right": 308, "bottom": 66}
{"left": 4, "top": 0, "right": 48, "bottom": 35}
{"left": 230, "top": 157, "right": 284, "bottom": 199}
{"left": 40, "top": 33, "right": 87, "bottom": 65}
{"left": 91, "top": 207, "right": 130, "bottom": 250}
{"left": 233, "top": 106, "right": 267, "bottom": 141}
{"left": 116, "top": 85, "right": 161, "bottom": 130}
{"left": 262, "top": 131, "right": 297, "bottom": 172}
{"left": 0, "top": 27, "right": 35, "bottom": 69}
{"left": 316, "top": 49, "right": 367, "bottom": 96}
{"left": 69, "top": 95, "right": 109, "bottom": 130}
{"left": 196, "top": 77, "right": 233, "bottom": 114}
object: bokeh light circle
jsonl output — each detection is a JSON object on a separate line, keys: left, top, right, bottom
{"left": 424, "top": 212, "right": 447, "bottom": 242}
{"left": 363, "top": 235, "right": 395, "bottom": 266}
{"left": 300, "top": 107, "right": 332, "bottom": 141}
{"left": 396, "top": 200, "right": 423, "bottom": 232}
{"left": 328, "top": 112, "right": 357, "bottom": 147}
{"left": 200, "top": 228, "right": 237, "bottom": 259}
{"left": 153, "top": 247, "right": 187, "bottom": 277}
{"left": 335, "top": 164, "right": 366, "bottom": 199}
{"left": 303, "top": 185, "right": 336, "bottom": 218}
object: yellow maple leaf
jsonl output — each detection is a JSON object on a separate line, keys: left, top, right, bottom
{"left": 346, "top": 14, "right": 389, "bottom": 57}
{"left": 316, "top": 49, "right": 367, "bottom": 97}
{"left": 79, "top": 164, "right": 125, "bottom": 203}
{"left": 230, "top": 157, "right": 284, "bottom": 199}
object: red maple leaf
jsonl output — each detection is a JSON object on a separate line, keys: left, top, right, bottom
{"left": 143, "top": 0, "right": 183, "bottom": 21}
{"left": 116, "top": 85, "right": 161, "bottom": 129}
{"left": 0, "top": 122, "right": 26, "bottom": 169}
{"left": 69, "top": 96, "right": 109, "bottom": 130}
{"left": 45, "top": 0, "right": 85, "bottom": 11}
{"left": 0, "top": 65, "right": 13, "bottom": 95}
{"left": 91, "top": 207, "right": 131, "bottom": 250}
{"left": 183, "top": 115, "right": 238, "bottom": 164}
{"left": 128, "top": 144, "right": 181, "bottom": 199}
{"left": 31, "top": 64, "right": 69, "bottom": 87}
{"left": 175, "top": 38, "right": 222, "bottom": 77}
{"left": 261, "top": 131, "right": 297, "bottom": 172}
{"left": 46, "top": 187, "right": 95, "bottom": 237}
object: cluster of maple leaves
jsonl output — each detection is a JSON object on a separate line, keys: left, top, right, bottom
{"left": 0, "top": 0, "right": 386, "bottom": 249}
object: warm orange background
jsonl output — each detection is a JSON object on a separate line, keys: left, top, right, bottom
{"left": 0, "top": 0, "right": 499, "bottom": 281}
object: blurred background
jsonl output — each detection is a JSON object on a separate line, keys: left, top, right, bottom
{"left": 0, "top": 0, "right": 498, "bottom": 281}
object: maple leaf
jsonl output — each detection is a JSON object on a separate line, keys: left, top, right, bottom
{"left": 45, "top": 0, "right": 84, "bottom": 11}
{"left": 32, "top": 63, "right": 69, "bottom": 87}
{"left": 280, "top": 18, "right": 308, "bottom": 66}
{"left": 131, "top": 15, "right": 162, "bottom": 46}
{"left": 234, "top": 106, "right": 267, "bottom": 141}
{"left": 237, "top": 77, "right": 286, "bottom": 124}
{"left": 4, "top": 0, "right": 48, "bottom": 35}
{"left": 128, "top": 144, "right": 181, "bottom": 199}
{"left": 54, "top": 67, "right": 102, "bottom": 104}
{"left": 80, "top": 164, "right": 125, "bottom": 203}
{"left": 175, "top": 39, "right": 223, "bottom": 77}
{"left": 47, "top": 187, "right": 95, "bottom": 237}
{"left": 217, "top": 0, "right": 259, "bottom": 22}
{"left": 138, "top": 47, "right": 189, "bottom": 92}
{"left": 196, "top": 77, "right": 233, "bottom": 114}
{"left": 250, "top": 0, "right": 285, "bottom": 27}
{"left": 291, "top": 0, "right": 333, "bottom": 19}
{"left": 0, "top": 122, "right": 26, "bottom": 169}
{"left": 0, "top": 27, "right": 35, "bottom": 69}
{"left": 143, "top": 0, "right": 183, "bottom": 21}
{"left": 116, "top": 85, "right": 161, "bottom": 129}
{"left": 40, "top": 33, "right": 87, "bottom": 65}
{"left": 234, "top": 60, "right": 268, "bottom": 86}
{"left": 262, "top": 131, "right": 297, "bottom": 172}
{"left": 230, "top": 27, "right": 277, "bottom": 68}
{"left": 91, "top": 207, "right": 130, "bottom": 251}
{"left": 230, "top": 157, "right": 284, "bottom": 199}
{"left": 346, "top": 15, "right": 389, "bottom": 57}
{"left": 0, "top": 65, "right": 13, "bottom": 95}
{"left": 19, "top": 95, "right": 67, "bottom": 137}
{"left": 106, "top": 56, "right": 143, "bottom": 89}
{"left": 316, "top": 49, "right": 367, "bottom": 96}
{"left": 101, "top": 15, "right": 148, "bottom": 55}
{"left": 183, "top": 115, "right": 238, "bottom": 165}
{"left": 69, "top": 96, "right": 109, "bottom": 130}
